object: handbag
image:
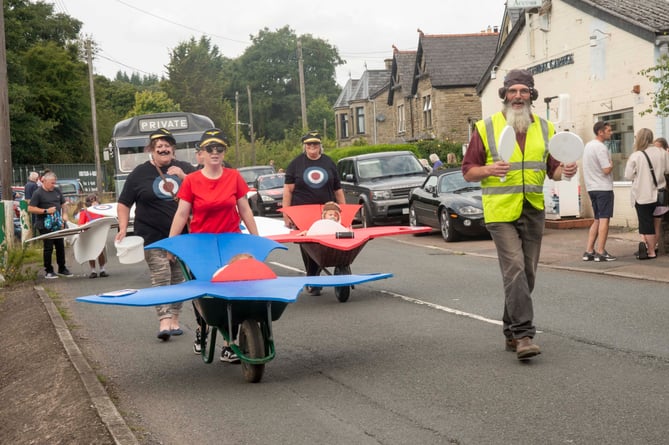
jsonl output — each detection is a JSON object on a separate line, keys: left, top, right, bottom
{"left": 640, "top": 150, "right": 669, "bottom": 206}
{"left": 44, "top": 210, "right": 64, "bottom": 232}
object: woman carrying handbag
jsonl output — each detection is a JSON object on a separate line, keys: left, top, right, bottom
{"left": 624, "top": 128, "right": 669, "bottom": 259}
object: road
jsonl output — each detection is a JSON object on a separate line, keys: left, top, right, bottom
{"left": 50, "top": 230, "right": 669, "bottom": 445}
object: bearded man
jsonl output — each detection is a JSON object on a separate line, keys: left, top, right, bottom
{"left": 462, "top": 69, "right": 578, "bottom": 360}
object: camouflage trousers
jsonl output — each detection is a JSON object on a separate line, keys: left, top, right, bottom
{"left": 145, "top": 248, "right": 185, "bottom": 320}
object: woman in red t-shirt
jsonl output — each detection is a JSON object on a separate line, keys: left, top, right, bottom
{"left": 169, "top": 128, "right": 258, "bottom": 363}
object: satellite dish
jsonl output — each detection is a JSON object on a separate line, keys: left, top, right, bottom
{"left": 376, "top": 113, "right": 386, "bottom": 122}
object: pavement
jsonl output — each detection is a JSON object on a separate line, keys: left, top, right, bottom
{"left": 9, "top": 222, "right": 669, "bottom": 444}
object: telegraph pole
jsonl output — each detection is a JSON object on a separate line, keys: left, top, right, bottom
{"left": 297, "top": 39, "right": 308, "bottom": 131}
{"left": 247, "top": 85, "right": 255, "bottom": 165}
{"left": 235, "top": 91, "right": 240, "bottom": 165}
{"left": 86, "top": 40, "right": 103, "bottom": 192}
{"left": 0, "top": 4, "right": 12, "bottom": 199}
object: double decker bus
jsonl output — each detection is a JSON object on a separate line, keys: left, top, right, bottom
{"left": 109, "top": 112, "right": 215, "bottom": 194}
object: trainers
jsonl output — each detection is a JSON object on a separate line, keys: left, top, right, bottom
{"left": 88, "top": 272, "right": 98, "bottom": 279}
{"left": 220, "top": 346, "right": 240, "bottom": 363}
{"left": 307, "top": 286, "right": 322, "bottom": 296}
{"left": 58, "top": 268, "right": 74, "bottom": 277}
{"left": 582, "top": 251, "right": 595, "bottom": 261}
{"left": 45, "top": 272, "right": 58, "bottom": 279}
{"left": 594, "top": 251, "right": 616, "bottom": 262}
{"left": 99, "top": 271, "right": 109, "bottom": 278}
{"left": 193, "top": 327, "right": 207, "bottom": 354}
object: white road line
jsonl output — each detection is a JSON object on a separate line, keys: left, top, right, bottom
{"left": 271, "top": 261, "right": 503, "bottom": 327}
{"left": 379, "top": 289, "right": 503, "bottom": 326}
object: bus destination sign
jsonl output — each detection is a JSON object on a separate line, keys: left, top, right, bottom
{"left": 139, "top": 117, "right": 189, "bottom": 133}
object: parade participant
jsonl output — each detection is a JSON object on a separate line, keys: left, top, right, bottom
{"left": 115, "top": 128, "right": 196, "bottom": 341}
{"left": 462, "top": 69, "right": 577, "bottom": 360}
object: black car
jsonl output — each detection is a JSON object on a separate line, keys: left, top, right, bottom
{"left": 409, "top": 168, "right": 488, "bottom": 242}
{"left": 249, "top": 173, "right": 285, "bottom": 216}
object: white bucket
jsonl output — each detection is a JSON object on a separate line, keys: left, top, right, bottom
{"left": 115, "top": 236, "right": 145, "bottom": 264}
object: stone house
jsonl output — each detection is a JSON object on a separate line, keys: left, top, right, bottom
{"left": 334, "top": 66, "right": 392, "bottom": 147}
{"left": 477, "top": 0, "right": 669, "bottom": 228}
{"left": 334, "top": 30, "right": 498, "bottom": 147}
{"left": 407, "top": 31, "right": 498, "bottom": 143}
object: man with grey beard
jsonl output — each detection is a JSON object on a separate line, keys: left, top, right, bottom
{"left": 462, "top": 69, "right": 578, "bottom": 360}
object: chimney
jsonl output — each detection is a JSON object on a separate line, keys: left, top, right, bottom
{"left": 384, "top": 58, "right": 393, "bottom": 70}
{"left": 494, "top": 25, "right": 499, "bottom": 33}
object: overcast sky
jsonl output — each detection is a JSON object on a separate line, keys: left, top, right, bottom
{"left": 49, "top": 0, "right": 507, "bottom": 87}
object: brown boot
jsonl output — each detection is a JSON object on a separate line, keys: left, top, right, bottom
{"left": 505, "top": 337, "right": 517, "bottom": 352}
{"left": 516, "top": 337, "right": 541, "bottom": 360}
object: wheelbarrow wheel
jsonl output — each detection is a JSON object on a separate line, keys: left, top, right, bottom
{"left": 239, "top": 319, "right": 265, "bottom": 383}
{"left": 334, "top": 265, "right": 351, "bottom": 303}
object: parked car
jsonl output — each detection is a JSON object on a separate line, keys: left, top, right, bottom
{"left": 56, "top": 179, "right": 85, "bottom": 203}
{"left": 408, "top": 168, "right": 488, "bottom": 242}
{"left": 337, "top": 151, "right": 428, "bottom": 226}
{"left": 249, "top": 173, "right": 285, "bottom": 216}
{"left": 238, "top": 165, "right": 276, "bottom": 187}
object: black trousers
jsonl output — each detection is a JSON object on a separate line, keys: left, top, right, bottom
{"left": 40, "top": 229, "right": 66, "bottom": 273}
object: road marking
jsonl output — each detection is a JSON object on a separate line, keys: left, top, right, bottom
{"left": 379, "top": 290, "right": 503, "bottom": 326}
{"left": 270, "top": 261, "right": 503, "bottom": 327}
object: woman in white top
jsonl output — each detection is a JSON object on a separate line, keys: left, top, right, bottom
{"left": 624, "top": 128, "right": 669, "bottom": 259}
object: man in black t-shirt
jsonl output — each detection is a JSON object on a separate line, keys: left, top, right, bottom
{"left": 28, "top": 172, "right": 72, "bottom": 279}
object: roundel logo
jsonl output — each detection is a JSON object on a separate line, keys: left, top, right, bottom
{"left": 303, "top": 167, "right": 329, "bottom": 189}
{"left": 153, "top": 175, "right": 180, "bottom": 200}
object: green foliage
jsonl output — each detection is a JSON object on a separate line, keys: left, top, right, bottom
{"left": 326, "top": 143, "right": 419, "bottom": 164}
{"left": 414, "top": 139, "right": 464, "bottom": 165}
{"left": 639, "top": 55, "right": 669, "bottom": 117}
{"left": 0, "top": 244, "right": 38, "bottom": 287}
{"left": 226, "top": 26, "right": 343, "bottom": 141}
{"left": 163, "top": 36, "right": 232, "bottom": 133}
{"left": 125, "top": 91, "right": 180, "bottom": 117}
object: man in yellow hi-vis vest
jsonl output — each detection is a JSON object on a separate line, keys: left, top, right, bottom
{"left": 462, "top": 69, "right": 578, "bottom": 360}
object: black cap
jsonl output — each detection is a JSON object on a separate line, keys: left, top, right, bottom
{"left": 149, "top": 128, "right": 176, "bottom": 145}
{"left": 198, "top": 128, "right": 229, "bottom": 149}
{"left": 301, "top": 131, "right": 322, "bottom": 144}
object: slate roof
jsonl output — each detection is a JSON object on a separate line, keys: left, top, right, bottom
{"left": 388, "top": 50, "right": 417, "bottom": 104}
{"left": 566, "top": 0, "right": 669, "bottom": 34}
{"left": 334, "top": 70, "right": 390, "bottom": 108}
{"left": 334, "top": 79, "right": 359, "bottom": 108}
{"left": 412, "top": 33, "right": 498, "bottom": 93}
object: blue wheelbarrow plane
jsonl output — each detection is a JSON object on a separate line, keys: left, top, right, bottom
{"left": 76, "top": 233, "right": 392, "bottom": 383}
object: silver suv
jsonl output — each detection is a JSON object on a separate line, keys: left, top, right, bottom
{"left": 337, "top": 151, "right": 428, "bottom": 226}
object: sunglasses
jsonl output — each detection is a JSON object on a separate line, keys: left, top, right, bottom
{"left": 203, "top": 144, "right": 227, "bottom": 154}
{"left": 155, "top": 150, "right": 172, "bottom": 156}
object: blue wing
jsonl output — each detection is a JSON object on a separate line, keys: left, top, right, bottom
{"left": 76, "top": 273, "right": 393, "bottom": 306}
{"left": 146, "top": 233, "right": 287, "bottom": 280}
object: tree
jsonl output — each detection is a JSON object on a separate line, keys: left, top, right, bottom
{"left": 226, "top": 26, "right": 343, "bottom": 141}
{"left": 163, "top": 36, "right": 233, "bottom": 134}
{"left": 4, "top": 0, "right": 90, "bottom": 164}
{"left": 126, "top": 91, "right": 180, "bottom": 117}
{"left": 639, "top": 55, "right": 669, "bottom": 116}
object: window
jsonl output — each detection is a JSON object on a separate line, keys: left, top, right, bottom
{"left": 597, "top": 109, "right": 633, "bottom": 181}
{"left": 339, "top": 113, "right": 349, "bottom": 139}
{"left": 397, "top": 104, "right": 406, "bottom": 133}
{"left": 355, "top": 107, "right": 365, "bottom": 134}
{"left": 423, "top": 95, "right": 432, "bottom": 128}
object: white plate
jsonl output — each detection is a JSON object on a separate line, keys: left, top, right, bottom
{"left": 548, "top": 131, "right": 584, "bottom": 163}
{"left": 498, "top": 125, "right": 516, "bottom": 162}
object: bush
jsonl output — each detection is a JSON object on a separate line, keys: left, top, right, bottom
{"left": 0, "top": 244, "right": 39, "bottom": 287}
